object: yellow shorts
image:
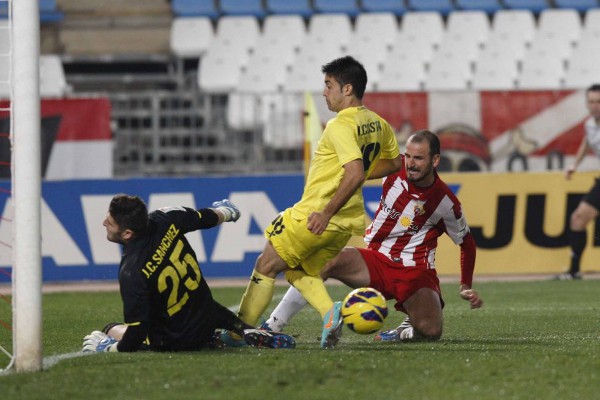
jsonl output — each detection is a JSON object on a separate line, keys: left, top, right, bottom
{"left": 265, "top": 208, "right": 352, "bottom": 276}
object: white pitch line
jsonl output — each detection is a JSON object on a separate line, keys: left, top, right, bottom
{"left": 36, "top": 293, "right": 287, "bottom": 371}
{"left": 43, "top": 351, "right": 89, "bottom": 369}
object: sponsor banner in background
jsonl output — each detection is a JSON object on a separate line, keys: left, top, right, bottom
{"left": 0, "top": 175, "right": 304, "bottom": 282}
{"left": 432, "top": 171, "right": 600, "bottom": 276}
{"left": 363, "top": 90, "right": 591, "bottom": 173}
{"left": 0, "top": 97, "right": 112, "bottom": 180}
{"left": 0, "top": 172, "right": 598, "bottom": 283}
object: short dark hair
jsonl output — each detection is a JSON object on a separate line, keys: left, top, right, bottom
{"left": 109, "top": 194, "right": 149, "bottom": 234}
{"left": 321, "top": 56, "right": 368, "bottom": 99}
{"left": 408, "top": 130, "right": 441, "bottom": 157}
{"left": 587, "top": 84, "right": 600, "bottom": 93}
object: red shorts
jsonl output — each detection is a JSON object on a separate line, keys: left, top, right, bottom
{"left": 358, "top": 248, "right": 444, "bottom": 312}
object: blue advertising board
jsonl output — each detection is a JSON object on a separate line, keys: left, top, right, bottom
{"left": 0, "top": 175, "right": 384, "bottom": 283}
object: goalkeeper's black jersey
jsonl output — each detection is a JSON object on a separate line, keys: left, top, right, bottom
{"left": 118, "top": 206, "right": 219, "bottom": 351}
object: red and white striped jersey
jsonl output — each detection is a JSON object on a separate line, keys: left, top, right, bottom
{"left": 364, "top": 167, "right": 469, "bottom": 269}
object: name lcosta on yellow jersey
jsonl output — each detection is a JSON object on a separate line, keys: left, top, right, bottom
{"left": 293, "top": 106, "right": 400, "bottom": 235}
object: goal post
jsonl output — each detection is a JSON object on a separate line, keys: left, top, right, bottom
{"left": 12, "top": 0, "right": 42, "bottom": 373}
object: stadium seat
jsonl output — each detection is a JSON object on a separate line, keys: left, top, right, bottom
{"left": 172, "top": 0, "right": 220, "bottom": 19}
{"left": 405, "top": 0, "right": 455, "bottom": 16}
{"left": 266, "top": 0, "right": 314, "bottom": 18}
{"left": 445, "top": 11, "right": 490, "bottom": 62}
{"left": 502, "top": 0, "right": 550, "bottom": 14}
{"left": 314, "top": 0, "right": 360, "bottom": 17}
{"left": 518, "top": 47, "right": 565, "bottom": 89}
{"left": 426, "top": 49, "right": 472, "bottom": 90}
{"left": 528, "top": 30, "right": 575, "bottom": 64}
{"left": 538, "top": 9, "right": 581, "bottom": 46}
{"left": 261, "top": 93, "right": 304, "bottom": 148}
{"left": 198, "top": 16, "right": 260, "bottom": 92}
{"left": 238, "top": 16, "right": 305, "bottom": 93}
{"left": 360, "top": 0, "right": 407, "bottom": 16}
{"left": 492, "top": 10, "right": 536, "bottom": 47}
{"left": 220, "top": 0, "right": 267, "bottom": 18}
{"left": 564, "top": 40, "right": 600, "bottom": 89}
{"left": 380, "top": 52, "right": 426, "bottom": 91}
{"left": 454, "top": 0, "right": 504, "bottom": 14}
{"left": 39, "top": 54, "right": 69, "bottom": 97}
{"left": 351, "top": 13, "right": 398, "bottom": 90}
{"left": 285, "top": 14, "right": 352, "bottom": 92}
{"left": 554, "top": 0, "right": 599, "bottom": 13}
{"left": 401, "top": 12, "right": 444, "bottom": 48}
{"left": 472, "top": 45, "right": 519, "bottom": 90}
{"left": 170, "top": 17, "right": 214, "bottom": 58}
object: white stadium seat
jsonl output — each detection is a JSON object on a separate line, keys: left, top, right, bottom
{"left": 284, "top": 14, "right": 352, "bottom": 92}
{"left": 40, "top": 54, "right": 70, "bottom": 97}
{"left": 350, "top": 13, "right": 398, "bottom": 91}
{"left": 238, "top": 16, "right": 305, "bottom": 93}
{"left": 492, "top": 10, "right": 536, "bottom": 47}
{"left": 518, "top": 47, "right": 565, "bottom": 90}
{"left": 564, "top": 40, "right": 600, "bottom": 89}
{"left": 426, "top": 49, "right": 472, "bottom": 91}
{"left": 170, "top": 17, "right": 214, "bottom": 58}
{"left": 538, "top": 9, "right": 581, "bottom": 46}
{"left": 400, "top": 11, "right": 444, "bottom": 49}
{"left": 198, "top": 16, "right": 260, "bottom": 92}
{"left": 380, "top": 52, "right": 426, "bottom": 91}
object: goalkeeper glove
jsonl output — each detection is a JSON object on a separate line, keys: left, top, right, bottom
{"left": 212, "top": 199, "right": 240, "bottom": 222}
{"left": 82, "top": 330, "right": 119, "bottom": 353}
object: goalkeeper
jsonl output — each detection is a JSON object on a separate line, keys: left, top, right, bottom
{"left": 82, "top": 194, "right": 295, "bottom": 353}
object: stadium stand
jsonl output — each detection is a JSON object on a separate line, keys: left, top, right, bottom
{"left": 22, "top": 0, "right": 600, "bottom": 176}
{"left": 360, "top": 0, "right": 407, "bottom": 16}
{"left": 198, "top": 16, "right": 260, "bottom": 92}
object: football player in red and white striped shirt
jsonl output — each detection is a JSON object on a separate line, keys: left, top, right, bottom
{"left": 262, "top": 130, "right": 483, "bottom": 343}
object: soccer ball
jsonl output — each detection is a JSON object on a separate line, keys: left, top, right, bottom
{"left": 341, "top": 287, "right": 388, "bottom": 334}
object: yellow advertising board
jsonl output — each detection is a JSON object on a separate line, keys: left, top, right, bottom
{"left": 364, "top": 171, "right": 600, "bottom": 276}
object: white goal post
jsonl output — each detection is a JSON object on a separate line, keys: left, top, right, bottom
{"left": 11, "top": 0, "right": 42, "bottom": 373}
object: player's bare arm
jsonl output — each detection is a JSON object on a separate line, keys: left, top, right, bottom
{"left": 307, "top": 159, "right": 365, "bottom": 235}
{"left": 367, "top": 154, "right": 403, "bottom": 180}
{"left": 565, "top": 139, "right": 590, "bottom": 179}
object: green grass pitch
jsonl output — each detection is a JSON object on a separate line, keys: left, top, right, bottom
{"left": 1, "top": 280, "right": 599, "bottom": 400}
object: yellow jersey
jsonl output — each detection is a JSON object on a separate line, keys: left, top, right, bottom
{"left": 292, "top": 106, "right": 400, "bottom": 235}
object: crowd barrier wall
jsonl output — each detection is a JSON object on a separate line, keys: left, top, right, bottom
{"left": 1, "top": 171, "right": 598, "bottom": 283}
